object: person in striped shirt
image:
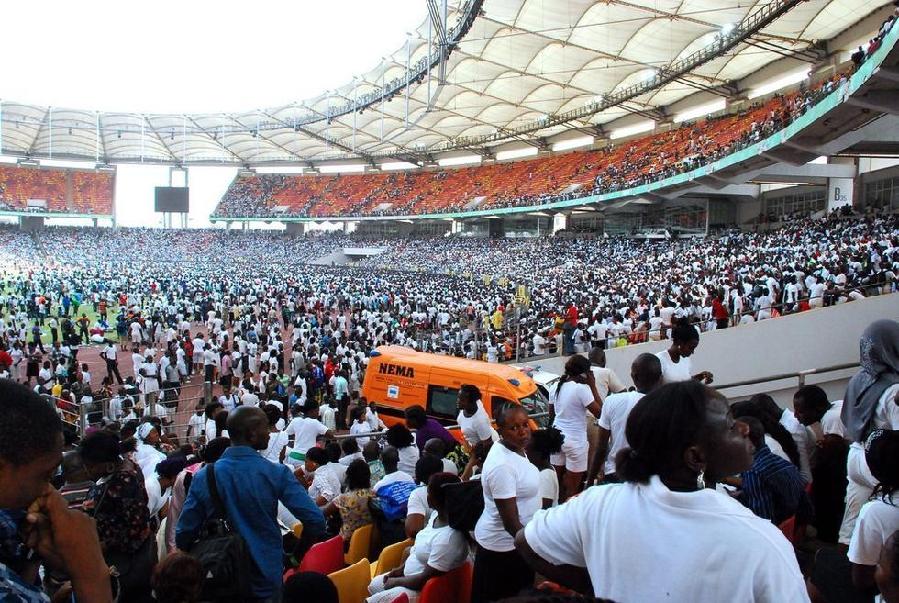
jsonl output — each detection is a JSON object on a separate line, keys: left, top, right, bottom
{"left": 736, "top": 416, "right": 809, "bottom": 524}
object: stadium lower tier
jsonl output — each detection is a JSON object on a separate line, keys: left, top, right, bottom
{"left": 0, "top": 210, "right": 895, "bottom": 357}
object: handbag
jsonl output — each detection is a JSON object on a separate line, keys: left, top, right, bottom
{"left": 189, "top": 463, "right": 254, "bottom": 602}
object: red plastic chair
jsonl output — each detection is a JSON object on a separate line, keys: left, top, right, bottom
{"left": 419, "top": 562, "right": 473, "bottom": 603}
{"left": 294, "top": 535, "right": 345, "bottom": 576}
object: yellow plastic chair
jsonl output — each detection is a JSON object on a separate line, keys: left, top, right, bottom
{"left": 328, "top": 558, "right": 371, "bottom": 603}
{"left": 370, "top": 538, "right": 413, "bottom": 577}
{"left": 344, "top": 523, "right": 375, "bottom": 565}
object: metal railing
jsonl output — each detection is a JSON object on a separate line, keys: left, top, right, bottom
{"left": 715, "top": 362, "right": 859, "bottom": 391}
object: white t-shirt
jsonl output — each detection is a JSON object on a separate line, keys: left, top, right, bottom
{"left": 597, "top": 391, "right": 643, "bottom": 475}
{"left": 590, "top": 366, "right": 625, "bottom": 401}
{"left": 848, "top": 498, "right": 899, "bottom": 566}
{"left": 524, "top": 476, "right": 809, "bottom": 602}
{"left": 407, "top": 485, "right": 432, "bottom": 520}
{"left": 373, "top": 470, "right": 415, "bottom": 492}
{"left": 764, "top": 434, "right": 790, "bottom": 464}
{"left": 457, "top": 400, "right": 495, "bottom": 447}
{"left": 397, "top": 445, "right": 420, "bottom": 476}
{"left": 349, "top": 421, "right": 372, "bottom": 446}
{"left": 187, "top": 412, "right": 205, "bottom": 440}
{"left": 144, "top": 475, "right": 170, "bottom": 518}
{"left": 285, "top": 417, "right": 329, "bottom": 453}
{"left": 309, "top": 464, "right": 342, "bottom": 503}
{"left": 779, "top": 411, "right": 813, "bottom": 483}
{"left": 538, "top": 467, "right": 559, "bottom": 508}
{"left": 403, "top": 514, "right": 468, "bottom": 575}
{"left": 655, "top": 350, "right": 692, "bottom": 384}
{"left": 260, "top": 430, "right": 289, "bottom": 463}
{"left": 552, "top": 381, "right": 594, "bottom": 444}
{"left": 474, "top": 441, "right": 541, "bottom": 552}
{"left": 821, "top": 400, "right": 845, "bottom": 438}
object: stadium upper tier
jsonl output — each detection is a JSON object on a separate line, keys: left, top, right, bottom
{"left": 0, "top": 166, "right": 114, "bottom": 216}
{"left": 0, "top": 0, "right": 889, "bottom": 165}
{"left": 212, "top": 73, "right": 842, "bottom": 220}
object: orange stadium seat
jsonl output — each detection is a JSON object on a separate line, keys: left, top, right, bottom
{"left": 212, "top": 73, "right": 847, "bottom": 220}
{"left": 0, "top": 166, "right": 113, "bottom": 215}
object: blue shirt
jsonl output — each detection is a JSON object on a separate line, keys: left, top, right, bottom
{"left": 175, "top": 446, "right": 326, "bottom": 597}
{"left": 739, "top": 444, "right": 808, "bottom": 525}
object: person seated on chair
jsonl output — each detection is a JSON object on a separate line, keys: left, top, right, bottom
{"left": 367, "top": 472, "right": 469, "bottom": 603}
{"left": 406, "top": 455, "right": 445, "bottom": 539}
{"left": 322, "top": 459, "right": 374, "bottom": 545}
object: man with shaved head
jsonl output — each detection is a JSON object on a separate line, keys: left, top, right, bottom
{"left": 176, "top": 406, "right": 326, "bottom": 601}
{"left": 587, "top": 353, "right": 663, "bottom": 485}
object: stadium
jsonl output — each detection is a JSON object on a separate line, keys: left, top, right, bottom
{"left": 0, "top": 0, "right": 898, "bottom": 601}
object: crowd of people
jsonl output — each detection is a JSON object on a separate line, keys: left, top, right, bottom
{"left": 211, "top": 68, "right": 850, "bottom": 220}
{"left": 1, "top": 315, "right": 898, "bottom": 602}
{"left": 0, "top": 210, "right": 894, "bottom": 385}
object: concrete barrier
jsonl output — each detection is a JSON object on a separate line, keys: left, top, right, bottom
{"left": 532, "top": 293, "right": 899, "bottom": 408}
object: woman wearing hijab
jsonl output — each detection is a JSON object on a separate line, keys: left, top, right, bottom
{"left": 840, "top": 319, "right": 899, "bottom": 544}
{"left": 134, "top": 422, "right": 167, "bottom": 480}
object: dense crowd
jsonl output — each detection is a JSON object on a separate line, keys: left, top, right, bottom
{"left": 0, "top": 211, "right": 895, "bottom": 378}
{"left": 212, "top": 70, "right": 849, "bottom": 220}
{"left": 1, "top": 315, "right": 898, "bottom": 602}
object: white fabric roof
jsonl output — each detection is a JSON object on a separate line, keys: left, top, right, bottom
{"left": 0, "top": 0, "right": 888, "bottom": 165}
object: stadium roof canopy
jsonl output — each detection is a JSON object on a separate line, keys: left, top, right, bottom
{"left": 0, "top": 0, "right": 889, "bottom": 167}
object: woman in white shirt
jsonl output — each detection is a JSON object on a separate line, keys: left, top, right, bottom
{"left": 133, "top": 422, "right": 167, "bottom": 480}
{"left": 551, "top": 355, "right": 601, "bottom": 502}
{"left": 526, "top": 428, "right": 564, "bottom": 509}
{"left": 367, "top": 473, "right": 469, "bottom": 603}
{"left": 386, "top": 424, "right": 420, "bottom": 477}
{"left": 840, "top": 319, "right": 899, "bottom": 544}
{"left": 405, "top": 456, "right": 444, "bottom": 539}
{"left": 456, "top": 384, "right": 496, "bottom": 449}
{"left": 517, "top": 381, "right": 809, "bottom": 603}
{"left": 472, "top": 405, "right": 540, "bottom": 603}
{"left": 809, "top": 428, "right": 899, "bottom": 601}
{"left": 655, "top": 323, "right": 713, "bottom": 385}
{"left": 259, "top": 404, "right": 288, "bottom": 463}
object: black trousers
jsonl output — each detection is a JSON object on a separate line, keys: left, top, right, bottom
{"left": 471, "top": 543, "right": 535, "bottom": 603}
{"left": 106, "top": 359, "right": 123, "bottom": 384}
{"left": 335, "top": 395, "right": 350, "bottom": 430}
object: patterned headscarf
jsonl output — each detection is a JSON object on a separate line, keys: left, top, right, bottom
{"left": 842, "top": 320, "right": 899, "bottom": 442}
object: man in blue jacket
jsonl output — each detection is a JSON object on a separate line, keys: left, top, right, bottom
{"left": 176, "top": 406, "right": 326, "bottom": 602}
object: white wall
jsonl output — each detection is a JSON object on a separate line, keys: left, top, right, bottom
{"left": 534, "top": 294, "right": 899, "bottom": 408}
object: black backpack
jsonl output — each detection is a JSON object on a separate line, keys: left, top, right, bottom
{"left": 442, "top": 479, "right": 485, "bottom": 532}
{"left": 188, "top": 464, "right": 254, "bottom": 602}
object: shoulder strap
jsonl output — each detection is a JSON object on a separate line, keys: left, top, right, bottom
{"left": 205, "top": 463, "right": 229, "bottom": 522}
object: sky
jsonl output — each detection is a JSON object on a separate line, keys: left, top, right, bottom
{"left": 1, "top": 0, "right": 427, "bottom": 227}
{"left": 2, "top": 0, "right": 426, "bottom": 114}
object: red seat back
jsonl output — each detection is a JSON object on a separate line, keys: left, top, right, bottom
{"left": 296, "top": 535, "right": 345, "bottom": 575}
{"left": 419, "top": 562, "right": 473, "bottom": 603}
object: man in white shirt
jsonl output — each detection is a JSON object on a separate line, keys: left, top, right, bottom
{"left": 218, "top": 385, "right": 241, "bottom": 412}
{"left": 284, "top": 403, "right": 332, "bottom": 454}
{"left": 588, "top": 348, "right": 626, "bottom": 401}
{"left": 532, "top": 330, "right": 547, "bottom": 356}
{"left": 101, "top": 341, "right": 124, "bottom": 385}
{"left": 792, "top": 385, "right": 846, "bottom": 441}
{"left": 588, "top": 353, "right": 663, "bottom": 484}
